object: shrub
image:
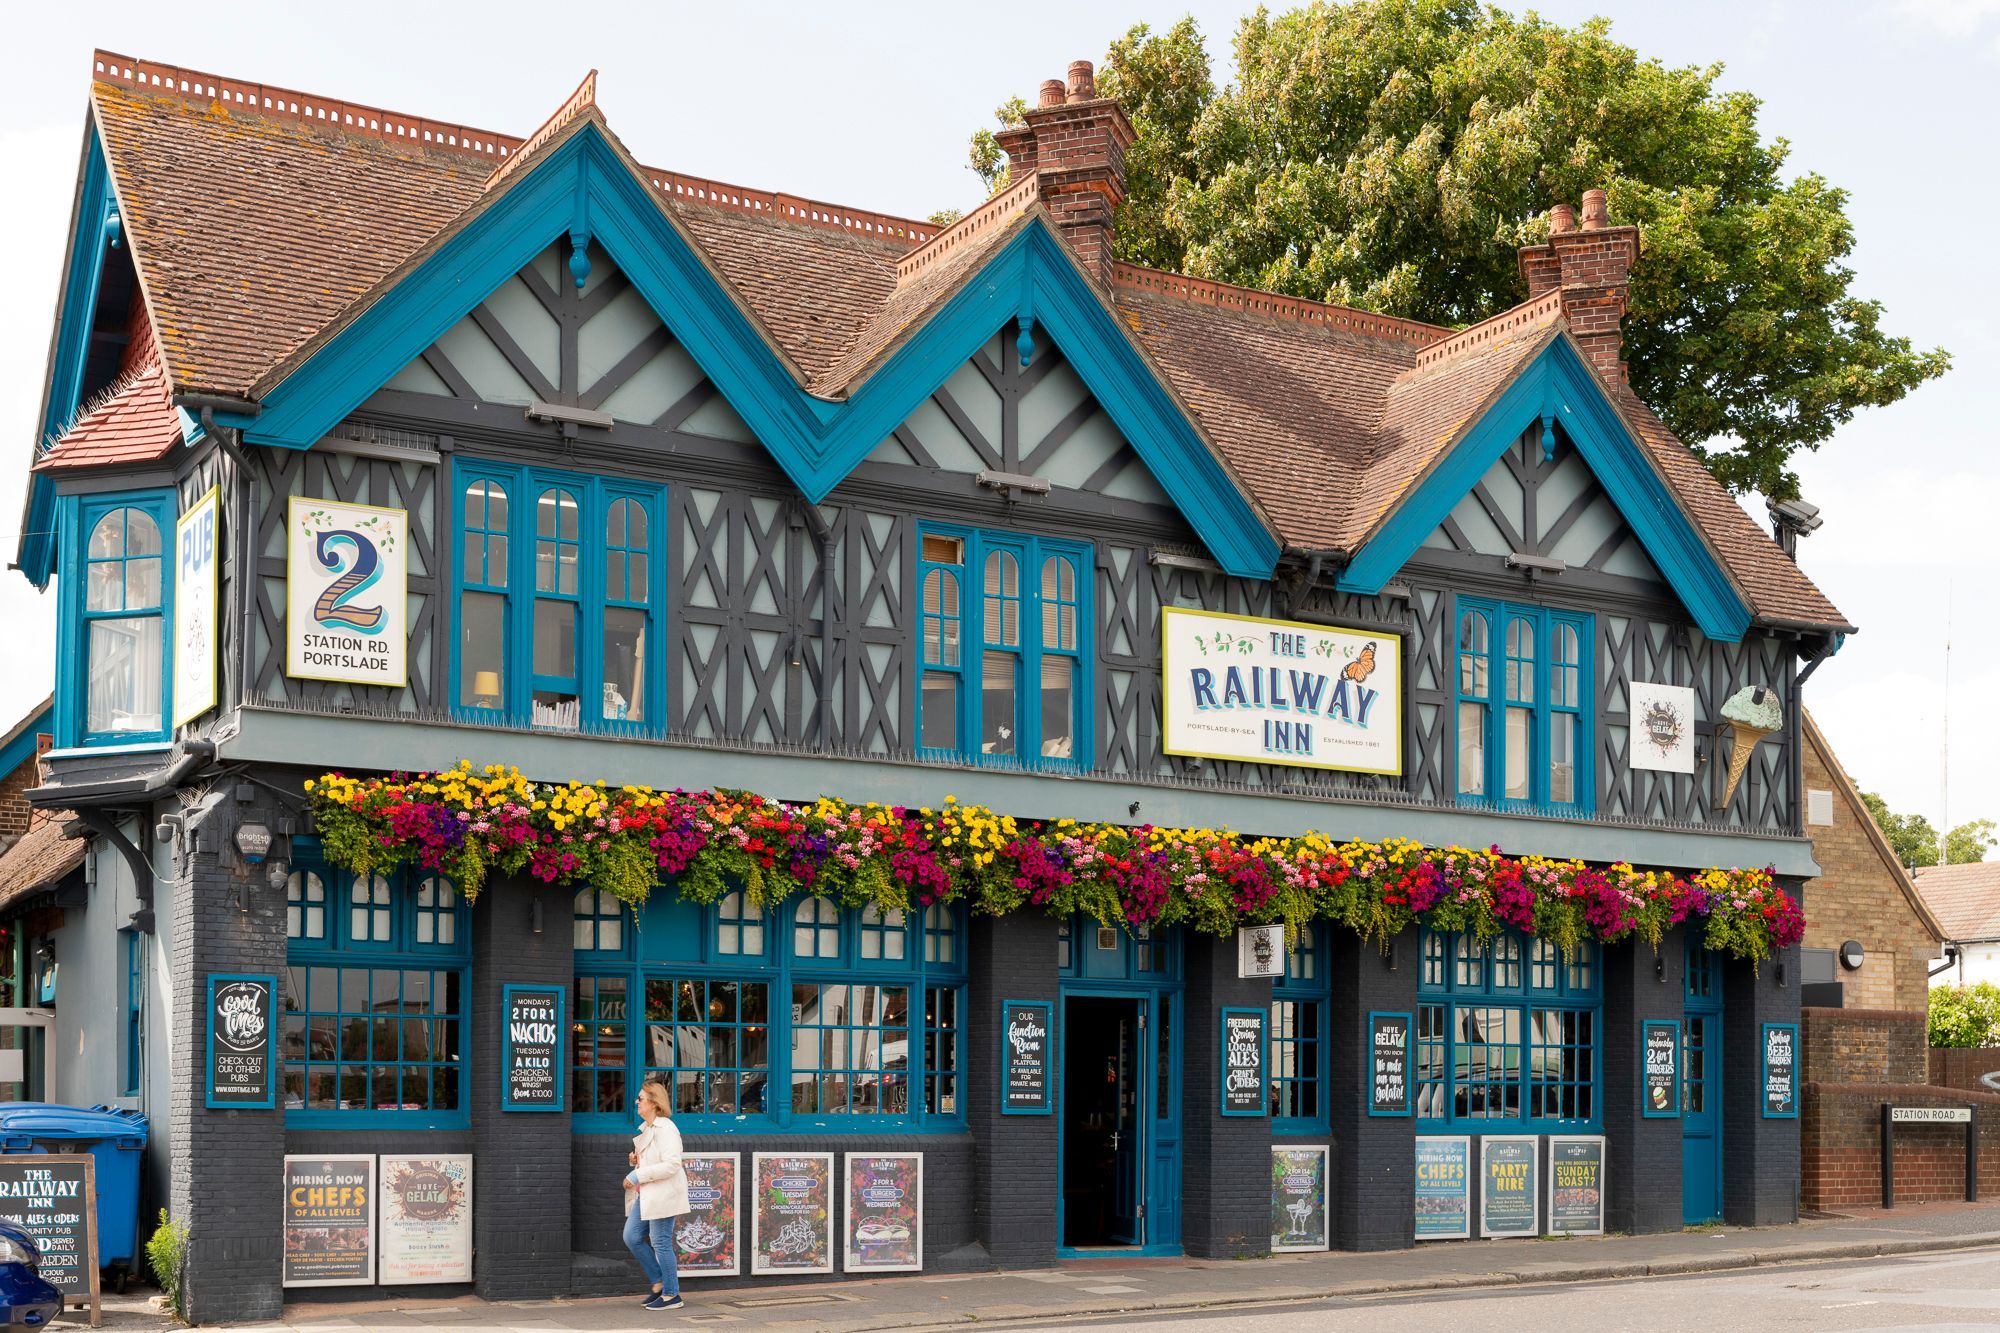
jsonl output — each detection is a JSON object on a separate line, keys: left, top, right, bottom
{"left": 1928, "top": 983, "right": 2000, "bottom": 1048}
{"left": 143, "top": 1209, "right": 187, "bottom": 1320}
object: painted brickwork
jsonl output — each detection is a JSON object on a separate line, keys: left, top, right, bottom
{"left": 968, "top": 913, "right": 1060, "bottom": 1268}
{"left": 1722, "top": 943, "right": 1802, "bottom": 1226}
{"left": 1803, "top": 1083, "right": 1999, "bottom": 1209}
{"left": 1180, "top": 936, "right": 1270, "bottom": 1259}
{"left": 1603, "top": 928, "right": 1687, "bottom": 1233}
{"left": 1326, "top": 929, "right": 1416, "bottom": 1251}
{"left": 0, "top": 763, "right": 37, "bottom": 844}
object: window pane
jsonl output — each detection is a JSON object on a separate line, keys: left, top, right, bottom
{"left": 1039, "top": 656, "right": 1075, "bottom": 760}
{"left": 1550, "top": 711, "right": 1578, "bottom": 804}
{"left": 1505, "top": 707, "right": 1532, "bottom": 800}
{"left": 603, "top": 606, "right": 647, "bottom": 723}
{"left": 458, "top": 591, "right": 505, "bottom": 707}
{"left": 534, "top": 600, "right": 576, "bottom": 679}
{"left": 1457, "top": 701, "right": 1486, "bottom": 796}
{"left": 87, "top": 618, "right": 162, "bottom": 735}
{"left": 923, "top": 570, "right": 960, "bottom": 667}
{"left": 88, "top": 510, "right": 126, "bottom": 559}
{"left": 982, "top": 651, "right": 1017, "bottom": 756}
{"left": 921, "top": 672, "right": 959, "bottom": 750}
{"left": 123, "top": 509, "right": 161, "bottom": 556}
{"left": 1457, "top": 612, "right": 1489, "bottom": 695}
{"left": 86, "top": 557, "right": 124, "bottom": 613}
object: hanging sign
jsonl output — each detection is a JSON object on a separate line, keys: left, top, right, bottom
{"left": 1546, "top": 1136, "right": 1606, "bottom": 1236}
{"left": 173, "top": 485, "right": 219, "bottom": 727}
{"left": 0, "top": 1155, "right": 97, "bottom": 1318}
{"left": 1369, "top": 1011, "right": 1412, "bottom": 1117}
{"left": 1763, "top": 1023, "right": 1798, "bottom": 1118}
{"left": 1221, "top": 1008, "right": 1268, "bottom": 1116}
{"left": 676, "top": 1154, "right": 741, "bottom": 1278}
{"left": 286, "top": 496, "right": 408, "bottom": 687}
{"left": 1643, "top": 1021, "right": 1681, "bottom": 1118}
{"left": 205, "top": 973, "right": 278, "bottom": 1109}
{"left": 1629, "top": 681, "right": 1696, "bottom": 773}
{"left": 1270, "top": 1144, "right": 1329, "bottom": 1253}
{"left": 1414, "top": 1136, "right": 1472, "bottom": 1240}
{"left": 1479, "top": 1136, "right": 1539, "bottom": 1238}
{"left": 1001, "top": 1000, "right": 1053, "bottom": 1115}
{"left": 751, "top": 1153, "right": 833, "bottom": 1276}
{"left": 282, "top": 1155, "right": 376, "bottom": 1287}
{"left": 843, "top": 1153, "right": 923, "bottom": 1273}
{"left": 379, "top": 1156, "right": 472, "bottom": 1284}
{"left": 1161, "top": 607, "right": 1403, "bottom": 775}
{"left": 1237, "top": 924, "right": 1285, "bottom": 978}
{"left": 501, "top": 985, "right": 565, "bottom": 1111}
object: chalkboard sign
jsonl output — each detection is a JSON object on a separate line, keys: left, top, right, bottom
{"left": 1220, "top": 1007, "right": 1267, "bottom": 1116}
{"left": 1642, "top": 1021, "right": 1680, "bottom": 1118}
{"left": 1369, "top": 1011, "right": 1412, "bottom": 1117}
{"left": 206, "top": 972, "right": 278, "bottom": 1109}
{"left": 1001, "top": 1000, "right": 1052, "bottom": 1115}
{"left": 1479, "top": 1135, "right": 1539, "bottom": 1238}
{"left": 1546, "top": 1135, "right": 1606, "bottom": 1236}
{"left": 501, "top": 985, "right": 565, "bottom": 1111}
{"left": 1763, "top": 1022, "right": 1798, "bottom": 1118}
{"left": 0, "top": 1155, "right": 97, "bottom": 1317}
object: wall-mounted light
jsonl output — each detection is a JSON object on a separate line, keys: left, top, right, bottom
{"left": 1775, "top": 956, "right": 1788, "bottom": 989}
{"left": 1655, "top": 952, "right": 1666, "bottom": 983}
{"left": 1839, "top": 939, "right": 1865, "bottom": 971}
{"left": 530, "top": 897, "right": 544, "bottom": 936}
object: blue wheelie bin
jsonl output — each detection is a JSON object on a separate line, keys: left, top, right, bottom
{"left": 0, "top": 1105, "right": 149, "bottom": 1291}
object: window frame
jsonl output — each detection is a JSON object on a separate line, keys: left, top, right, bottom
{"left": 1271, "top": 922, "right": 1329, "bottom": 1133}
{"left": 58, "top": 489, "right": 176, "bottom": 749}
{"left": 1453, "top": 597, "right": 1594, "bottom": 814}
{"left": 122, "top": 929, "right": 143, "bottom": 1097}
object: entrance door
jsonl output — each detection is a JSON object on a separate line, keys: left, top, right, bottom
{"left": 1062, "top": 995, "right": 1145, "bottom": 1248}
{"left": 1682, "top": 941, "right": 1724, "bottom": 1224}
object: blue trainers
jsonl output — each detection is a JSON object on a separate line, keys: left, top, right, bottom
{"left": 645, "top": 1293, "right": 684, "bottom": 1311}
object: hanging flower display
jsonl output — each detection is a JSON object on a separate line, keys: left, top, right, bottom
{"left": 304, "top": 763, "right": 1805, "bottom": 966}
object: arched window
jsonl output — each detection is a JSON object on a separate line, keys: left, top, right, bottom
{"left": 350, "top": 874, "right": 393, "bottom": 943}
{"left": 286, "top": 870, "right": 326, "bottom": 941}
{"left": 793, "top": 896, "right": 840, "bottom": 959}
{"left": 81, "top": 502, "right": 166, "bottom": 741}
{"left": 602, "top": 496, "right": 651, "bottom": 725}
{"left": 1455, "top": 598, "right": 1593, "bottom": 811}
{"left": 922, "top": 905, "right": 957, "bottom": 965}
{"left": 531, "top": 485, "right": 581, "bottom": 728}
{"left": 459, "top": 479, "right": 509, "bottom": 711}
{"left": 414, "top": 877, "right": 458, "bottom": 946}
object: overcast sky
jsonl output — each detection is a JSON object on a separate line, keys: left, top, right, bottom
{"left": 2, "top": 1, "right": 1991, "bottom": 852}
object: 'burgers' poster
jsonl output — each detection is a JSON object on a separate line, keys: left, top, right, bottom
{"left": 843, "top": 1153, "right": 922, "bottom": 1272}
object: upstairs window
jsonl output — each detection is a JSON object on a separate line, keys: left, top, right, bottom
{"left": 68, "top": 493, "right": 173, "bottom": 746}
{"left": 1455, "top": 598, "right": 1592, "bottom": 812}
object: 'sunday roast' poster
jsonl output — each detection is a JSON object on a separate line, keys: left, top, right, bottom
{"left": 283, "top": 1156, "right": 375, "bottom": 1286}
{"left": 751, "top": 1153, "right": 834, "bottom": 1275}
{"left": 676, "top": 1154, "right": 741, "bottom": 1278}
{"left": 843, "top": 1153, "right": 923, "bottom": 1272}
{"left": 379, "top": 1156, "right": 472, "bottom": 1284}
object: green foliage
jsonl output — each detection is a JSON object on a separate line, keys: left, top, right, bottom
{"left": 1862, "top": 791, "right": 1996, "bottom": 869}
{"left": 1929, "top": 983, "right": 2000, "bottom": 1049}
{"left": 144, "top": 1209, "right": 188, "bottom": 1319}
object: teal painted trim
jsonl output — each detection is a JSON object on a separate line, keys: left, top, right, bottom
{"left": 0, "top": 705, "right": 53, "bottom": 778}
{"left": 61, "top": 489, "right": 176, "bottom": 749}
{"left": 236, "top": 126, "right": 1278, "bottom": 578}
{"left": 1338, "top": 338, "right": 1753, "bottom": 642}
{"left": 1451, "top": 597, "right": 1595, "bottom": 816}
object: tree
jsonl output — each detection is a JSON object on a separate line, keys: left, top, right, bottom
{"left": 1862, "top": 791, "right": 1996, "bottom": 869}
{"left": 965, "top": 2, "right": 1948, "bottom": 499}
{"left": 1929, "top": 983, "right": 2000, "bottom": 1049}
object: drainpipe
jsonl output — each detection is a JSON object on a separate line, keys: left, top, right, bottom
{"left": 1929, "top": 944, "right": 1961, "bottom": 979}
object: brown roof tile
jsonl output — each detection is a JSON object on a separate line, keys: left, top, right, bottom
{"left": 36, "top": 342, "right": 181, "bottom": 471}
{"left": 1916, "top": 861, "right": 2000, "bottom": 942}
{"left": 0, "top": 815, "right": 83, "bottom": 912}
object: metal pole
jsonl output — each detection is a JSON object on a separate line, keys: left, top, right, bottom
{"left": 1968, "top": 1106, "right": 1979, "bottom": 1204}
{"left": 1881, "top": 1104, "right": 1895, "bottom": 1210}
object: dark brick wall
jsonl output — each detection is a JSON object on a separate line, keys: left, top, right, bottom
{"left": 1803, "top": 1007, "right": 1928, "bottom": 1086}
{"left": 1602, "top": 929, "right": 1685, "bottom": 1234}
{"left": 968, "top": 913, "right": 1057, "bottom": 1268}
{"left": 1722, "top": 938, "right": 1802, "bottom": 1226}
{"left": 1804, "top": 1083, "right": 2000, "bottom": 1207}
{"left": 1933, "top": 1047, "right": 2000, "bottom": 1092}
{"left": 1180, "top": 934, "right": 1271, "bottom": 1259}
{"left": 1327, "top": 927, "right": 1416, "bottom": 1251}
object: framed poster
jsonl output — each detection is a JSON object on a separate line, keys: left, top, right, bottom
{"left": 1763, "top": 1022, "right": 1799, "bottom": 1118}
{"left": 0, "top": 1155, "right": 97, "bottom": 1320}
{"left": 1629, "top": 681, "right": 1696, "bottom": 773}
{"left": 1546, "top": 1136, "right": 1606, "bottom": 1236}
{"left": 677, "top": 1153, "right": 741, "bottom": 1278}
{"left": 379, "top": 1156, "right": 472, "bottom": 1284}
{"left": 1368, "top": 1011, "right": 1413, "bottom": 1117}
{"left": 282, "top": 1155, "right": 376, "bottom": 1287}
{"left": 173, "top": 485, "right": 219, "bottom": 727}
{"left": 1238, "top": 924, "right": 1285, "bottom": 978}
{"left": 1643, "top": 1021, "right": 1681, "bottom": 1118}
{"left": 286, "top": 496, "right": 408, "bottom": 687}
{"left": 1479, "top": 1136, "right": 1539, "bottom": 1239}
{"left": 1220, "top": 1007, "right": 1268, "bottom": 1116}
{"left": 1270, "top": 1144, "right": 1329, "bottom": 1253}
{"left": 1001, "top": 1000, "right": 1053, "bottom": 1115}
{"left": 1160, "top": 607, "right": 1403, "bottom": 776}
{"left": 843, "top": 1152, "right": 923, "bottom": 1273}
{"left": 1414, "top": 1136, "right": 1471, "bottom": 1240}
{"left": 205, "top": 972, "right": 278, "bottom": 1109}
{"left": 750, "top": 1152, "right": 833, "bottom": 1276}
{"left": 501, "top": 985, "right": 565, "bottom": 1111}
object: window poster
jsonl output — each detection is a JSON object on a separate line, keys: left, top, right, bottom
{"left": 1643, "top": 1021, "right": 1681, "bottom": 1118}
{"left": 1479, "top": 1136, "right": 1539, "bottom": 1239}
{"left": 843, "top": 1152, "right": 923, "bottom": 1273}
{"left": 751, "top": 1152, "right": 834, "bottom": 1276}
{"left": 1546, "top": 1136, "right": 1606, "bottom": 1236}
{"left": 677, "top": 1153, "right": 741, "bottom": 1278}
{"left": 282, "top": 1155, "right": 376, "bottom": 1287}
{"left": 173, "top": 485, "right": 219, "bottom": 726}
{"left": 286, "top": 496, "right": 408, "bottom": 687}
{"left": 1414, "top": 1136, "right": 1472, "bottom": 1241}
{"left": 379, "top": 1156, "right": 472, "bottom": 1284}
{"left": 1270, "top": 1144, "right": 1330, "bottom": 1253}
{"left": 1763, "top": 1023, "right": 1799, "bottom": 1118}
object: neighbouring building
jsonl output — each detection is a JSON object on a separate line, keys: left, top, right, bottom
{"left": 1917, "top": 862, "right": 2000, "bottom": 988}
{"left": 11, "top": 50, "right": 1846, "bottom": 1322}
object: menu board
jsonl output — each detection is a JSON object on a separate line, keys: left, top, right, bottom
{"left": 1001, "top": 1000, "right": 1052, "bottom": 1115}
{"left": 1546, "top": 1136, "right": 1606, "bottom": 1236}
{"left": 501, "top": 985, "right": 565, "bottom": 1111}
{"left": 844, "top": 1153, "right": 923, "bottom": 1273}
{"left": 1369, "top": 1011, "right": 1412, "bottom": 1117}
{"left": 1479, "top": 1136, "right": 1539, "bottom": 1238}
{"left": 379, "top": 1156, "right": 472, "bottom": 1284}
{"left": 1221, "top": 1007, "right": 1267, "bottom": 1116}
{"left": 1414, "top": 1136, "right": 1471, "bottom": 1240}
{"left": 751, "top": 1153, "right": 833, "bottom": 1275}
{"left": 1270, "top": 1145, "right": 1329, "bottom": 1253}
{"left": 0, "top": 1156, "right": 96, "bottom": 1310}
{"left": 1763, "top": 1023, "right": 1799, "bottom": 1118}
{"left": 206, "top": 973, "right": 278, "bottom": 1109}
{"left": 283, "top": 1155, "right": 376, "bottom": 1287}
{"left": 1642, "top": 1021, "right": 1681, "bottom": 1118}
{"left": 677, "top": 1154, "right": 741, "bottom": 1278}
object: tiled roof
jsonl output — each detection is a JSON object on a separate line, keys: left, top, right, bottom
{"left": 36, "top": 341, "right": 181, "bottom": 471}
{"left": 0, "top": 815, "right": 83, "bottom": 912}
{"left": 1916, "top": 861, "right": 2000, "bottom": 943}
{"left": 75, "top": 53, "right": 1850, "bottom": 631}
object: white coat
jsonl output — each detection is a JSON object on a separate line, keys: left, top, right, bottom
{"left": 628, "top": 1116, "right": 691, "bottom": 1221}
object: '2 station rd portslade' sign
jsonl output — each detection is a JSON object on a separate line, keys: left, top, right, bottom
{"left": 502, "top": 985, "right": 565, "bottom": 1111}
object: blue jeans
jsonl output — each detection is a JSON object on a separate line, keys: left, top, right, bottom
{"left": 623, "top": 1204, "right": 679, "bottom": 1296}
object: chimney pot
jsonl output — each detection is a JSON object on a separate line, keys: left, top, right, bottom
{"left": 1549, "top": 203, "right": 1577, "bottom": 235}
{"left": 1580, "top": 188, "right": 1609, "bottom": 231}
{"left": 1039, "top": 78, "right": 1066, "bottom": 108}
{"left": 1067, "top": 60, "right": 1097, "bottom": 102}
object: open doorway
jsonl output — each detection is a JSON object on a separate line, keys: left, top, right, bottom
{"left": 1061, "top": 995, "right": 1144, "bottom": 1249}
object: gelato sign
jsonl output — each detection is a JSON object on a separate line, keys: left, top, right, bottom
{"left": 1629, "top": 681, "right": 1695, "bottom": 774}
{"left": 1161, "top": 608, "right": 1401, "bottom": 775}
{"left": 207, "top": 973, "right": 278, "bottom": 1109}
{"left": 286, "top": 497, "right": 407, "bottom": 687}
{"left": 380, "top": 1156, "right": 471, "bottom": 1284}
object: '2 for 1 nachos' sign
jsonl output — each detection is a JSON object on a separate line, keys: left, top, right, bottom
{"left": 286, "top": 497, "right": 407, "bottom": 688}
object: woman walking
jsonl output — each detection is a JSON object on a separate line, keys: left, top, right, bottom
{"left": 623, "top": 1078, "right": 690, "bottom": 1311}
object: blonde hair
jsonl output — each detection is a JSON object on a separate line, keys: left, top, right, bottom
{"left": 639, "top": 1079, "right": 672, "bottom": 1116}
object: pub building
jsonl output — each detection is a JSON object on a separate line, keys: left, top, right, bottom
{"left": 6, "top": 49, "right": 1840, "bottom": 1321}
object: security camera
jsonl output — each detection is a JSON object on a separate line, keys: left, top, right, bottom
{"left": 1768, "top": 497, "right": 1824, "bottom": 532}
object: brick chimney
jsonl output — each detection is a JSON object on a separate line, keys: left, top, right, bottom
{"left": 1516, "top": 189, "right": 1640, "bottom": 386}
{"left": 994, "top": 60, "right": 1135, "bottom": 286}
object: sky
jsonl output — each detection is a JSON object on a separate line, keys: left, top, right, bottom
{"left": 1, "top": 0, "right": 1992, "bottom": 852}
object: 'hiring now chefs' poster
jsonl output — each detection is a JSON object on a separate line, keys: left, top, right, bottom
{"left": 282, "top": 1156, "right": 375, "bottom": 1287}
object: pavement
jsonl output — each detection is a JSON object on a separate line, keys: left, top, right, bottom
{"left": 73, "top": 1200, "right": 2000, "bottom": 1331}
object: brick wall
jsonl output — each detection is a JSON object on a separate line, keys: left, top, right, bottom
{"left": 1803, "top": 1007, "right": 1928, "bottom": 1085}
{"left": 1603, "top": 929, "right": 1686, "bottom": 1233}
{"left": 0, "top": 761, "right": 37, "bottom": 844}
{"left": 968, "top": 913, "right": 1058, "bottom": 1268}
{"left": 1180, "top": 934, "right": 1271, "bottom": 1259}
{"left": 1802, "top": 1082, "right": 2000, "bottom": 1209}
{"left": 1326, "top": 927, "right": 1416, "bottom": 1251}
{"left": 1931, "top": 1047, "right": 2000, "bottom": 1092}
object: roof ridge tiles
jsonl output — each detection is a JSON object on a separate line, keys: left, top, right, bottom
{"left": 1410, "top": 289, "right": 1565, "bottom": 371}
{"left": 1111, "top": 263, "right": 1448, "bottom": 347}
{"left": 484, "top": 70, "right": 597, "bottom": 194}
{"left": 896, "top": 171, "right": 1040, "bottom": 281}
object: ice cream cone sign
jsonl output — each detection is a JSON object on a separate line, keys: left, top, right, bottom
{"left": 1716, "top": 685, "right": 1783, "bottom": 810}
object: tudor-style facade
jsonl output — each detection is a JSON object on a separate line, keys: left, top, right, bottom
{"left": 6, "top": 50, "right": 1849, "bottom": 1320}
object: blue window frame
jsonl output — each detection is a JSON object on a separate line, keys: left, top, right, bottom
{"left": 1454, "top": 597, "right": 1593, "bottom": 813}
{"left": 282, "top": 851, "right": 471, "bottom": 1128}
{"left": 573, "top": 887, "right": 629, "bottom": 955}
{"left": 917, "top": 524, "right": 1090, "bottom": 768}
{"left": 122, "top": 930, "right": 142, "bottom": 1097}
{"left": 452, "top": 463, "right": 665, "bottom": 733}
{"left": 57, "top": 490, "right": 175, "bottom": 747}
{"left": 1415, "top": 926, "right": 1600, "bottom": 1133}
{"left": 1271, "top": 923, "right": 1328, "bottom": 1130}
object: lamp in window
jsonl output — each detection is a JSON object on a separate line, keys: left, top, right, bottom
{"left": 472, "top": 670, "right": 502, "bottom": 709}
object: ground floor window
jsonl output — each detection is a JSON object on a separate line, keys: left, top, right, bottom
{"left": 1415, "top": 1000, "right": 1598, "bottom": 1128}
{"left": 283, "top": 965, "right": 466, "bottom": 1117}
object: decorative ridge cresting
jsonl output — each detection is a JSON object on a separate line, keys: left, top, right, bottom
{"left": 1411, "top": 289, "right": 1565, "bottom": 371}
{"left": 484, "top": 70, "right": 597, "bottom": 193}
{"left": 895, "top": 171, "right": 1040, "bottom": 281}
{"left": 647, "top": 169, "right": 934, "bottom": 245}
{"left": 1112, "top": 264, "right": 1446, "bottom": 348}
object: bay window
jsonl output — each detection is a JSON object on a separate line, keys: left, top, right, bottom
{"left": 63, "top": 491, "right": 173, "bottom": 746}
{"left": 1455, "top": 597, "right": 1592, "bottom": 812}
